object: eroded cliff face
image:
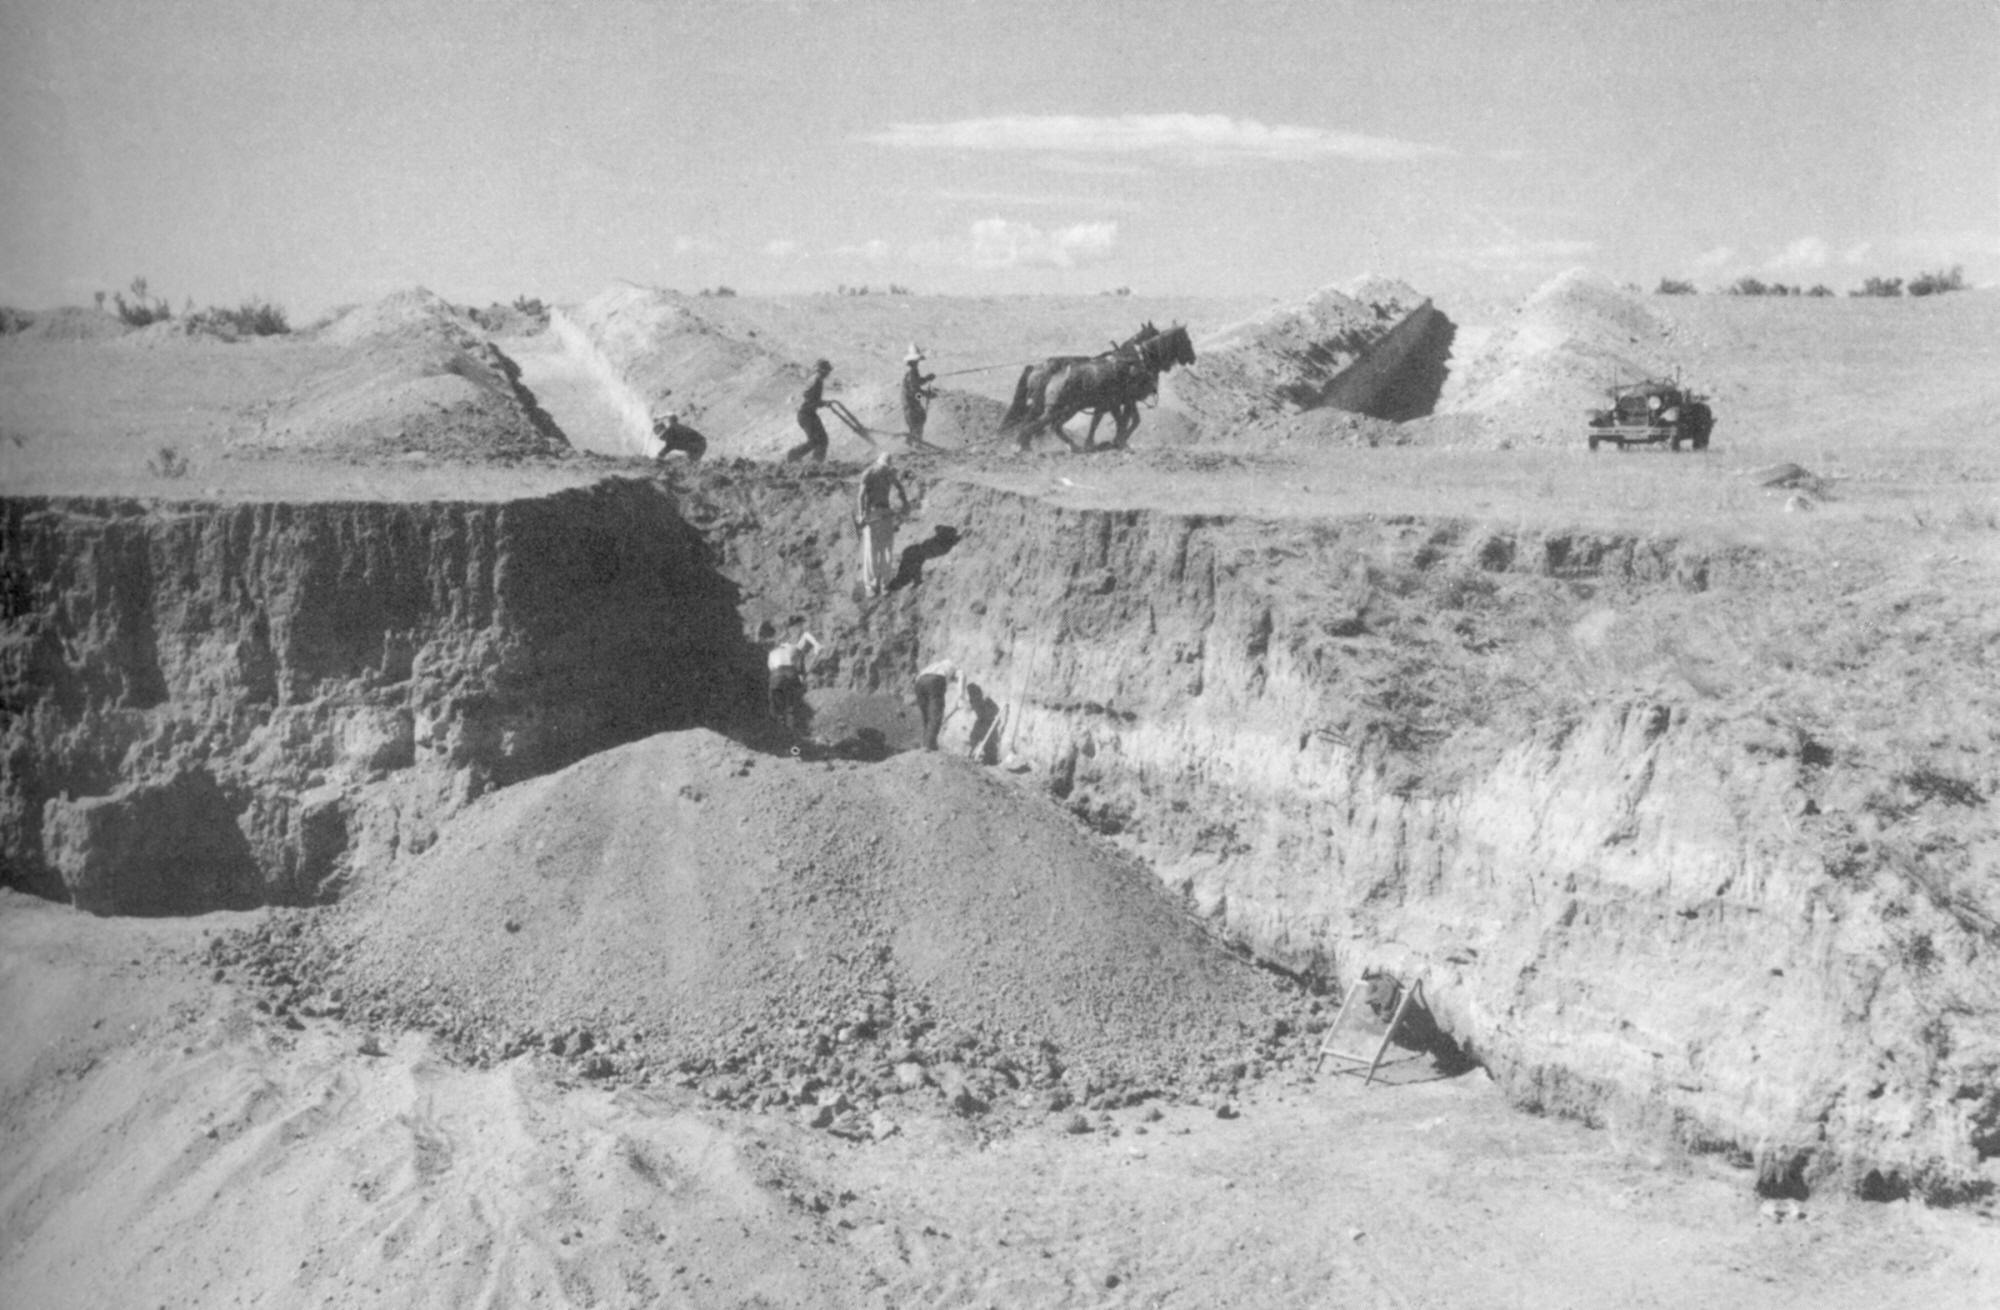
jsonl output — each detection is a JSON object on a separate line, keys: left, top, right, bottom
{"left": 2, "top": 478, "right": 751, "bottom": 911}
{"left": 698, "top": 472, "right": 1999, "bottom": 1199}
{"left": 7, "top": 463, "right": 1994, "bottom": 1198}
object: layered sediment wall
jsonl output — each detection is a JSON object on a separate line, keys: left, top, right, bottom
{"left": 1, "top": 479, "right": 750, "bottom": 912}
{"left": 694, "top": 472, "right": 2000, "bottom": 1200}
{"left": 7, "top": 466, "right": 1993, "bottom": 1198}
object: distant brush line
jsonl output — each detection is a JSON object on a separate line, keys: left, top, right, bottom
{"left": 549, "top": 308, "right": 657, "bottom": 457}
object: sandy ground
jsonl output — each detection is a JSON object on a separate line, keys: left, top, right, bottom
{"left": 6, "top": 888, "right": 1998, "bottom": 1309}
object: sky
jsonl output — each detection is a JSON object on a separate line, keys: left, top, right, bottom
{"left": 2, "top": 0, "right": 1995, "bottom": 318}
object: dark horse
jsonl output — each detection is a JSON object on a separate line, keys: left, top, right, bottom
{"left": 1001, "top": 322, "right": 1158, "bottom": 441}
{"left": 1015, "top": 324, "right": 1195, "bottom": 452}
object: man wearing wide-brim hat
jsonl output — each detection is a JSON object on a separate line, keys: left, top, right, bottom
{"left": 900, "top": 344, "right": 936, "bottom": 448}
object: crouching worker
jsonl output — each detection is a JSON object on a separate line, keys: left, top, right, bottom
{"left": 653, "top": 410, "right": 708, "bottom": 462}
{"left": 767, "top": 623, "right": 821, "bottom": 735}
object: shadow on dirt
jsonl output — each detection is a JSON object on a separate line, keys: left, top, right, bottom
{"left": 889, "top": 524, "right": 962, "bottom": 592}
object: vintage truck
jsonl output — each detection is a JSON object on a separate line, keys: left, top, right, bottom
{"left": 1585, "top": 377, "right": 1715, "bottom": 452}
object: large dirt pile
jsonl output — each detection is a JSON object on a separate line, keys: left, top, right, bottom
{"left": 243, "top": 288, "right": 568, "bottom": 463}
{"left": 288, "top": 729, "right": 1318, "bottom": 1124}
{"left": 1156, "top": 276, "right": 1448, "bottom": 441}
{"left": 1441, "top": 269, "right": 1687, "bottom": 446}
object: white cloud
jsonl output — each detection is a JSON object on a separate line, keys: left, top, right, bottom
{"left": 1762, "top": 236, "right": 1832, "bottom": 273}
{"left": 763, "top": 238, "right": 803, "bottom": 261}
{"left": 1033, "top": 157, "right": 1156, "bottom": 178}
{"left": 910, "top": 218, "right": 1119, "bottom": 270}
{"left": 1690, "top": 246, "right": 1736, "bottom": 275}
{"left": 835, "top": 238, "right": 892, "bottom": 264}
{"left": 864, "top": 113, "right": 1447, "bottom": 163}
{"left": 934, "top": 187, "right": 1141, "bottom": 212}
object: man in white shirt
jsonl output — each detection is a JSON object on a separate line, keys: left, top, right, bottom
{"left": 768, "top": 625, "right": 821, "bottom": 733}
{"left": 914, "top": 656, "right": 964, "bottom": 752}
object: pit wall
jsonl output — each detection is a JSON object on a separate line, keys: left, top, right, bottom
{"left": 700, "top": 471, "right": 1998, "bottom": 1199}
{"left": 1, "top": 479, "right": 749, "bottom": 913}
{"left": 7, "top": 467, "right": 1991, "bottom": 1197}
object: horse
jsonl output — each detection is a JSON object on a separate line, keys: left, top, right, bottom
{"left": 1000, "top": 322, "right": 1158, "bottom": 438}
{"left": 1021, "top": 324, "right": 1196, "bottom": 453}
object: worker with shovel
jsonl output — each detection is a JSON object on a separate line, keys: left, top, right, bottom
{"left": 913, "top": 656, "right": 968, "bottom": 752}
{"left": 856, "top": 452, "right": 912, "bottom": 597}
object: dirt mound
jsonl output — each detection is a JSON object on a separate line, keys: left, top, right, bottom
{"left": 292, "top": 729, "right": 1315, "bottom": 1122}
{"left": 1160, "top": 277, "right": 1433, "bottom": 434}
{"left": 243, "top": 288, "right": 569, "bottom": 463}
{"left": 566, "top": 286, "right": 813, "bottom": 458}
{"left": 1441, "top": 269, "right": 1685, "bottom": 446}
{"left": 313, "top": 287, "right": 481, "bottom": 348}
{"left": 15, "top": 306, "right": 129, "bottom": 341}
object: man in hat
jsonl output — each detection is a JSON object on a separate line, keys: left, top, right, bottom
{"left": 652, "top": 410, "right": 708, "bottom": 462}
{"left": 900, "top": 345, "right": 937, "bottom": 448}
{"left": 786, "top": 358, "right": 835, "bottom": 463}
{"left": 856, "top": 451, "right": 912, "bottom": 597}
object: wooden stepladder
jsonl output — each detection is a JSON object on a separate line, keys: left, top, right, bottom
{"left": 1314, "top": 971, "right": 1424, "bottom": 1086}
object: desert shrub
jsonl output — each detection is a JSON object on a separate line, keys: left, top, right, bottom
{"left": 1654, "top": 279, "right": 1697, "bottom": 295}
{"left": 1727, "top": 276, "right": 1770, "bottom": 297}
{"left": 112, "top": 276, "right": 172, "bottom": 327}
{"left": 190, "top": 297, "right": 290, "bottom": 336}
{"left": 1853, "top": 276, "right": 1904, "bottom": 298}
{"left": 1807, "top": 284, "right": 1834, "bottom": 297}
{"left": 888, "top": 284, "right": 913, "bottom": 296}
{"left": 0, "top": 306, "right": 31, "bottom": 335}
{"left": 699, "top": 286, "right": 737, "bottom": 298}
{"left": 147, "top": 446, "right": 190, "bottom": 479}
{"left": 1908, "top": 265, "right": 1966, "bottom": 297}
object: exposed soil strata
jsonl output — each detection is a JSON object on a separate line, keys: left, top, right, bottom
{"left": 1, "top": 478, "right": 751, "bottom": 911}
{"left": 8, "top": 454, "right": 1996, "bottom": 1196}
{"left": 701, "top": 471, "right": 2000, "bottom": 1198}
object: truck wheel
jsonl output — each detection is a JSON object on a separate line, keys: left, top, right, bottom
{"left": 1588, "top": 435, "right": 1600, "bottom": 451}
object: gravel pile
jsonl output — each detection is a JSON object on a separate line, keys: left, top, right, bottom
{"left": 216, "top": 729, "right": 1329, "bottom": 1134}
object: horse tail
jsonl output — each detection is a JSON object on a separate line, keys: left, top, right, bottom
{"left": 1001, "top": 366, "right": 1033, "bottom": 428}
